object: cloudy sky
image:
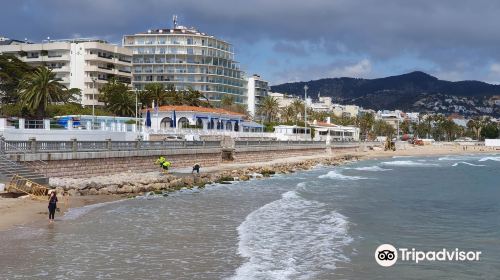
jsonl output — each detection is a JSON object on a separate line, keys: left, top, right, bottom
{"left": 2, "top": 0, "right": 500, "bottom": 85}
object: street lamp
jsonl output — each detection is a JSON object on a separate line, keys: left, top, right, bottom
{"left": 304, "top": 85, "right": 308, "bottom": 138}
{"left": 91, "top": 77, "right": 96, "bottom": 129}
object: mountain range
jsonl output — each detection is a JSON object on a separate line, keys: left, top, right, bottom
{"left": 270, "top": 71, "right": 500, "bottom": 115}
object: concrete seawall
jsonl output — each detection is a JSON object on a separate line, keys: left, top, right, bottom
{"left": 21, "top": 144, "right": 362, "bottom": 178}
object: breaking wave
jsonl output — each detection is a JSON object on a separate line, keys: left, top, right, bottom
{"left": 232, "top": 191, "right": 352, "bottom": 280}
{"left": 381, "top": 160, "right": 439, "bottom": 167}
{"left": 318, "top": 170, "right": 370, "bottom": 180}
{"left": 345, "top": 166, "right": 392, "bottom": 172}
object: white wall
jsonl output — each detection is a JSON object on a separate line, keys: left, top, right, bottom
{"left": 485, "top": 139, "right": 500, "bottom": 147}
{"left": 247, "top": 77, "right": 256, "bottom": 117}
{"left": 1, "top": 128, "right": 138, "bottom": 141}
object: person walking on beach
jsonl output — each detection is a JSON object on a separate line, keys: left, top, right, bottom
{"left": 192, "top": 163, "right": 201, "bottom": 174}
{"left": 48, "top": 191, "right": 58, "bottom": 223}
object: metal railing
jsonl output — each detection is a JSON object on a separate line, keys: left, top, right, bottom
{"left": 235, "top": 140, "right": 326, "bottom": 147}
{"left": 2, "top": 139, "right": 223, "bottom": 153}
{"left": 0, "top": 138, "right": 48, "bottom": 177}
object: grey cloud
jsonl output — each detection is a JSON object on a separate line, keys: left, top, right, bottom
{"left": 2, "top": 0, "right": 500, "bottom": 82}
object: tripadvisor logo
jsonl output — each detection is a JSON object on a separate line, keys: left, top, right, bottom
{"left": 375, "top": 244, "right": 481, "bottom": 267}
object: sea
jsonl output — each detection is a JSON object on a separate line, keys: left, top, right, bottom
{"left": 0, "top": 153, "right": 499, "bottom": 279}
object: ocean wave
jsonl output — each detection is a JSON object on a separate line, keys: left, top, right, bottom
{"left": 62, "top": 199, "right": 125, "bottom": 221}
{"left": 478, "top": 156, "right": 500, "bottom": 162}
{"left": 438, "top": 155, "right": 481, "bottom": 161}
{"left": 381, "top": 160, "right": 439, "bottom": 167}
{"left": 345, "top": 166, "right": 392, "bottom": 172}
{"left": 231, "top": 191, "right": 352, "bottom": 280}
{"left": 318, "top": 170, "right": 370, "bottom": 180}
{"left": 452, "top": 162, "right": 486, "bottom": 167}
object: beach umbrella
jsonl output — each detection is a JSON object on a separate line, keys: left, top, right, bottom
{"left": 146, "top": 109, "right": 152, "bottom": 128}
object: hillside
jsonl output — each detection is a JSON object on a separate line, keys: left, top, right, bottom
{"left": 270, "top": 71, "right": 500, "bottom": 115}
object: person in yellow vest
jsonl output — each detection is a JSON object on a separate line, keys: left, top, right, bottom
{"left": 162, "top": 161, "right": 171, "bottom": 173}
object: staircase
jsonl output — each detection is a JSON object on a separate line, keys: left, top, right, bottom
{"left": 0, "top": 154, "right": 49, "bottom": 185}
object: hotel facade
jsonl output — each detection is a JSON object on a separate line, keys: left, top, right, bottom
{"left": 247, "top": 74, "right": 269, "bottom": 117}
{"left": 122, "top": 22, "right": 247, "bottom": 104}
{"left": 0, "top": 38, "right": 132, "bottom": 107}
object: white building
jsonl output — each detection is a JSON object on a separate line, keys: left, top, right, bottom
{"left": 310, "top": 120, "right": 360, "bottom": 142}
{"left": 247, "top": 74, "right": 269, "bottom": 117}
{"left": 310, "top": 96, "right": 332, "bottom": 112}
{"left": 332, "top": 104, "right": 360, "bottom": 118}
{"left": 268, "top": 92, "right": 300, "bottom": 109}
{"left": 273, "top": 125, "right": 312, "bottom": 141}
{"left": 0, "top": 38, "right": 132, "bottom": 107}
{"left": 123, "top": 17, "right": 247, "bottom": 104}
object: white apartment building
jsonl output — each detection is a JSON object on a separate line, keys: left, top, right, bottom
{"left": 122, "top": 19, "right": 246, "bottom": 104}
{"left": 332, "top": 104, "right": 360, "bottom": 118}
{"left": 310, "top": 96, "right": 332, "bottom": 112}
{"left": 0, "top": 37, "right": 132, "bottom": 106}
{"left": 247, "top": 74, "right": 269, "bottom": 117}
{"left": 268, "top": 92, "right": 300, "bottom": 109}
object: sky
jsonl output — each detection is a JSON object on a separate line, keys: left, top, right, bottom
{"left": 2, "top": 0, "right": 500, "bottom": 85}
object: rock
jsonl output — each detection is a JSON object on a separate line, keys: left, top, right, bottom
{"left": 106, "top": 185, "right": 118, "bottom": 194}
{"left": 98, "top": 188, "right": 110, "bottom": 195}
{"left": 67, "top": 189, "right": 79, "bottom": 196}
{"left": 88, "top": 188, "right": 99, "bottom": 195}
{"left": 118, "top": 185, "right": 134, "bottom": 194}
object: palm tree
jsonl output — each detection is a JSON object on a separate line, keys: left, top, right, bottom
{"left": 18, "top": 66, "right": 66, "bottom": 117}
{"left": 183, "top": 87, "right": 211, "bottom": 107}
{"left": 220, "top": 95, "right": 235, "bottom": 110}
{"left": 98, "top": 78, "right": 135, "bottom": 116}
{"left": 258, "top": 96, "right": 280, "bottom": 123}
{"left": 0, "top": 54, "right": 33, "bottom": 104}
{"left": 280, "top": 105, "right": 296, "bottom": 123}
{"left": 144, "top": 83, "right": 167, "bottom": 107}
{"left": 358, "top": 112, "right": 375, "bottom": 140}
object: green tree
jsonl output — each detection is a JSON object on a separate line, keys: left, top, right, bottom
{"left": 258, "top": 96, "right": 280, "bottom": 123}
{"left": 373, "top": 119, "right": 395, "bottom": 137}
{"left": 481, "top": 123, "right": 499, "bottom": 139}
{"left": 358, "top": 112, "right": 375, "bottom": 140}
{"left": 98, "top": 78, "right": 135, "bottom": 116}
{"left": 143, "top": 83, "right": 167, "bottom": 106}
{"left": 280, "top": 105, "right": 296, "bottom": 123}
{"left": 17, "top": 66, "right": 67, "bottom": 117}
{"left": 220, "top": 95, "right": 235, "bottom": 109}
{"left": 0, "top": 54, "right": 33, "bottom": 104}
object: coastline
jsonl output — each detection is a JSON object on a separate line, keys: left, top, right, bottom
{"left": 0, "top": 144, "right": 497, "bottom": 232}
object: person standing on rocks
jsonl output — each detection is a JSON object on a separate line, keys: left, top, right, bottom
{"left": 192, "top": 163, "right": 201, "bottom": 174}
{"left": 48, "top": 191, "right": 58, "bottom": 223}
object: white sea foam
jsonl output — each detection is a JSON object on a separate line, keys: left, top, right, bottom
{"left": 438, "top": 155, "right": 480, "bottom": 161}
{"left": 478, "top": 156, "right": 500, "bottom": 162}
{"left": 231, "top": 191, "right": 352, "bottom": 280}
{"left": 62, "top": 199, "right": 125, "bottom": 221}
{"left": 318, "top": 170, "right": 370, "bottom": 180}
{"left": 345, "top": 166, "right": 392, "bottom": 172}
{"left": 381, "top": 160, "right": 439, "bottom": 167}
{"left": 452, "top": 162, "right": 486, "bottom": 167}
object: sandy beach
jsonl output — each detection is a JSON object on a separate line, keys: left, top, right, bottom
{"left": 0, "top": 144, "right": 497, "bottom": 232}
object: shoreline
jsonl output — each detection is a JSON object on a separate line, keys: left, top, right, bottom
{"left": 0, "top": 145, "right": 498, "bottom": 232}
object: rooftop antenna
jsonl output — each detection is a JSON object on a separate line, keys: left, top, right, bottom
{"left": 173, "top": 15, "right": 178, "bottom": 29}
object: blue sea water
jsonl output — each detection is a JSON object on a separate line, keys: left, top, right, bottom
{"left": 0, "top": 154, "right": 499, "bottom": 279}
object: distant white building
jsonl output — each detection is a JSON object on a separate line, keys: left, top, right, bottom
{"left": 332, "top": 104, "right": 360, "bottom": 118}
{"left": 273, "top": 125, "right": 311, "bottom": 141}
{"left": 310, "top": 120, "right": 360, "bottom": 142}
{"left": 0, "top": 38, "right": 132, "bottom": 107}
{"left": 268, "top": 92, "right": 300, "bottom": 109}
{"left": 247, "top": 74, "right": 269, "bottom": 117}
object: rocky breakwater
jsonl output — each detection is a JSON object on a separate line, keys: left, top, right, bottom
{"left": 49, "top": 155, "right": 359, "bottom": 196}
